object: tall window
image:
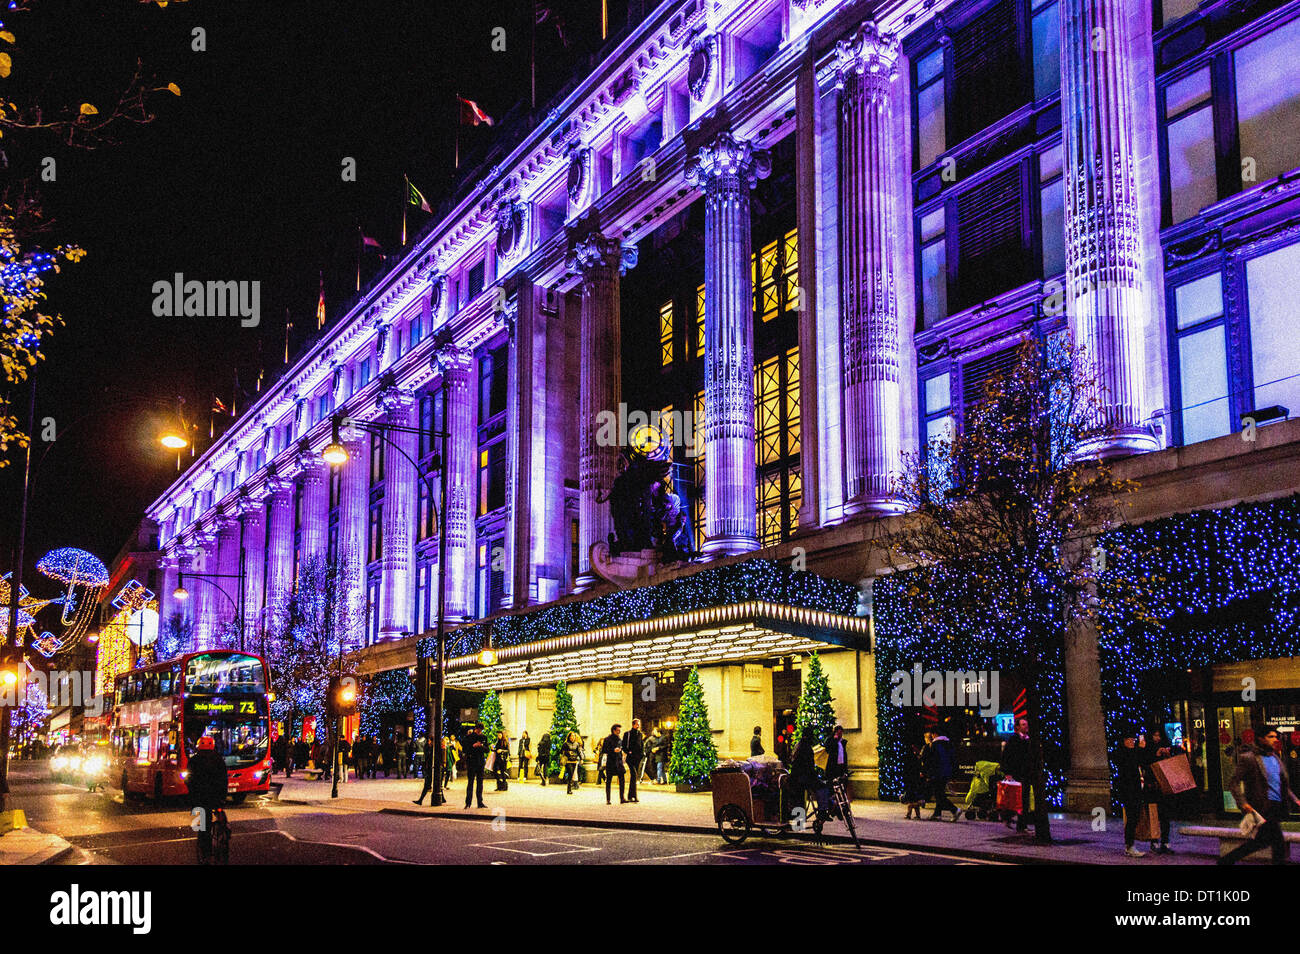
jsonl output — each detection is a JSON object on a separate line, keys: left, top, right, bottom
{"left": 693, "top": 388, "right": 706, "bottom": 552}
{"left": 1159, "top": 16, "right": 1300, "bottom": 225}
{"left": 659, "top": 300, "right": 674, "bottom": 366}
{"left": 754, "top": 347, "right": 801, "bottom": 547}
{"left": 752, "top": 229, "right": 798, "bottom": 323}
{"left": 921, "top": 371, "right": 955, "bottom": 492}
{"left": 1031, "top": 0, "right": 1060, "bottom": 100}
{"left": 367, "top": 503, "right": 383, "bottom": 563}
{"left": 1038, "top": 143, "right": 1065, "bottom": 278}
{"left": 915, "top": 46, "right": 946, "bottom": 169}
{"left": 919, "top": 207, "right": 948, "bottom": 328}
{"left": 695, "top": 283, "right": 706, "bottom": 357}
{"left": 1244, "top": 241, "right": 1300, "bottom": 418}
{"left": 1171, "top": 272, "right": 1230, "bottom": 445}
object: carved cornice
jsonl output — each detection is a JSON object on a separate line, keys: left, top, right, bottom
{"left": 567, "top": 231, "right": 639, "bottom": 277}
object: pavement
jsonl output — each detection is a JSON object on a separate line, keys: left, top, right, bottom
{"left": 271, "top": 770, "right": 1239, "bottom": 865}
{"left": 0, "top": 816, "right": 75, "bottom": 865}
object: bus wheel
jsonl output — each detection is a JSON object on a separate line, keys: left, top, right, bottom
{"left": 153, "top": 774, "right": 163, "bottom": 802}
{"left": 228, "top": 793, "right": 247, "bottom": 805}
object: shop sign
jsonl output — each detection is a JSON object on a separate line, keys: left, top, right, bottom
{"left": 742, "top": 664, "right": 763, "bottom": 692}
{"left": 537, "top": 687, "right": 555, "bottom": 710}
{"left": 604, "top": 680, "right": 625, "bottom": 705}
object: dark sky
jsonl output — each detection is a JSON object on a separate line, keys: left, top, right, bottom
{"left": 3, "top": 0, "right": 620, "bottom": 583}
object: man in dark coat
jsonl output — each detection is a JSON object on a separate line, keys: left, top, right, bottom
{"left": 750, "top": 726, "right": 765, "bottom": 757}
{"left": 1221, "top": 725, "right": 1300, "bottom": 864}
{"left": 920, "top": 730, "right": 960, "bottom": 821}
{"left": 623, "top": 719, "right": 645, "bottom": 802}
{"left": 999, "top": 717, "right": 1034, "bottom": 832}
{"left": 187, "top": 736, "right": 228, "bottom": 861}
{"left": 462, "top": 722, "right": 488, "bottom": 808}
{"left": 824, "top": 725, "right": 848, "bottom": 781}
{"left": 1113, "top": 728, "right": 1148, "bottom": 857}
{"left": 600, "top": 724, "right": 627, "bottom": 805}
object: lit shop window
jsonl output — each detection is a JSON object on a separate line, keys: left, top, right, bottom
{"left": 1172, "top": 272, "right": 1230, "bottom": 445}
{"left": 695, "top": 283, "right": 706, "bottom": 357}
{"left": 754, "top": 347, "right": 801, "bottom": 547}
{"left": 659, "top": 300, "right": 674, "bottom": 366}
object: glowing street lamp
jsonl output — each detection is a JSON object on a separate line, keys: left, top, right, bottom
{"left": 159, "top": 431, "right": 189, "bottom": 450}
{"left": 173, "top": 585, "right": 189, "bottom": 602}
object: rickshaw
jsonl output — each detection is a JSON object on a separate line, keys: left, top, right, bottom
{"left": 711, "top": 759, "right": 860, "bottom": 848}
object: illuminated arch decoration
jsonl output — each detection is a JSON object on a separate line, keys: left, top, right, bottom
{"left": 13, "top": 548, "right": 110, "bottom": 658}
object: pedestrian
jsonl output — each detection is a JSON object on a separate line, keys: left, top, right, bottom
{"left": 292, "top": 736, "right": 310, "bottom": 777}
{"left": 999, "top": 716, "right": 1033, "bottom": 831}
{"left": 273, "top": 733, "right": 288, "bottom": 776}
{"left": 1219, "top": 725, "right": 1300, "bottom": 865}
{"left": 1143, "top": 726, "right": 1180, "bottom": 854}
{"left": 368, "top": 736, "right": 379, "bottom": 778}
{"left": 463, "top": 722, "right": 488, "bottom": 809}
{"left": 517, "top": 731, "right": 532, "bottom": 782}
{"left": 750, "top": 725, "right": 764, "bottom": 757}
{"left": 445, "top": 734, "right": 459, "bottom": 788}
{"left": 492, "top": 730, "right": 510, "bottom": 791}
{"left": 596, "top": 732, "right": 607, "bottom": 785}
{"left": 382, "top": 734, "right": 396, "bottom": 778}
{"left": 412, "top": 734, "right": 425, "bottom": 778}
{"left": 413, "top": 733, "right": 437, "bottom": 806}
{"left": 353, "top": 734, "right": 369, "bottom": 780}
{"left": 824, "top": 725, "right": 848, "bottom": 782}
{"left": 649, "top": 727, "right": 667, "bottom": 784}
{"left": 788, "top": 731, "right": 827, "bottom": 813}
{"left": 920, "top": 729, "right": 960, "bottom": 821}
{"left": 903, "top": 742, "right": 926, "bottom": 819}
{"left": 338, "top": 736, "right": 352, "bottom": 781}
{"left": 623, "top": 719, "right": 644, "bottom": 802}
{"left": 536, "top": 732, "right": 551, "bottom": 785}
{"left": 1114, "top": 727, "right": 1148, "bottom": 858}
{"left": 395, "top": 732, "right": 410, "bottom": 780}
{"left": 601, "top": 724, "right": 627, "bottom": 805}
{"left": 561, "top": 730, "right": 581, "bottom": 794}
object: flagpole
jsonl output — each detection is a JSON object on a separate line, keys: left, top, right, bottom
{"left": 356, "top": 225, "right": 362, "bottom": 292}
{"left": 531, "top": 0, "right": 537, "bottom": 111}
{"left": 402, "top": 175, "right": 409, "bottom": 246}
{"left": 454, "top": 92, "right": 460, "bottom": 170}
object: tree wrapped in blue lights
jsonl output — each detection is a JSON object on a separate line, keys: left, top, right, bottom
{"left": 359, "top": 667, "right": 416, "bottom": 739}
{"left": 888, "top": 339, "right": 1154, "bottom": 842}
{"left": 668, "top": 666, "right": 717, "bottom": 789}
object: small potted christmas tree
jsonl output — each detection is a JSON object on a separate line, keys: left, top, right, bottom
{"left": 668, "top": 667, "right": 718, "bottom": 792}
{"left": 796, "top": 651, "right": 836, "bottom": 768}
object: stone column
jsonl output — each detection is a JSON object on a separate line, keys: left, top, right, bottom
{"left": 336, "top": 430, "right": 369, "bottom": 643}
{"left": 1060, "top": 0, "right": 1159, "bottom": 457}
{"left": 568, "top": 232, "right": 636, "bottom": 590}
{"left": 686, "top": 131, "right": 770, "bottom": 555}
{"left": 263, "top": 479, "right": 296, "bottom": 620}
{"left": 436, "top": 345, "right": 476, "bottom": 620}
{"left": 837, "top": 23, "right": 905, "bottom": 515}
{"left": 157, "top": 550, "right": 181, "bottom": 634}
{"left": 191, "top": 531, "right": 217, "bottom": 650}
{"left": 214, "top": 515, "right": 241, "bottom": 643}
{"left": 378, "top": 385, "right": 417, "bottom": 638}
{"left": 238, "top": 495, "right": 266, "bottom": 644}
{"left": 297, "top": 451, "right": 330, "bottom": 573}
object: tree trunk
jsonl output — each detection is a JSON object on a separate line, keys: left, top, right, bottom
{"left": 1022, "top": 662, "right": 1053, "bottom": 844}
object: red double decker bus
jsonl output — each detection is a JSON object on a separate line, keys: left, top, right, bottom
{"left": 111, "top": 650, "right": 273, "bottom": 802}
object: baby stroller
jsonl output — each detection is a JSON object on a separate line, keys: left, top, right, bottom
{"left": 963, "top": 760, "right": 1003, "bottom": 820}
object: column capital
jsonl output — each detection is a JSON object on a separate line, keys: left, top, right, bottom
{"left": 685, "top": 131, "right": 771, "bottom": 194}
{"left": 433, "top": 343, "right": 473, "bottom": 378}
{"left": 296, "top": 448, "right": 327, "bottom": 482}
{"left": 235, "top": 493, "right": 265, "bottom": 524}
{"left": 377, "top": 384, "right": 417, "bottom": 418}
{"left": 834, "top": 22, "right": 899, "bottom": 92}
{"left": 567, "top": 232, "right": 638, "bottom": 276}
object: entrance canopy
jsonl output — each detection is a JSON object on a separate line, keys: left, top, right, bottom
{"left": 427, "top": 557, "right": 869, "bottom": 693}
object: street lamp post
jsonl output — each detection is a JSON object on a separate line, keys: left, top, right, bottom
{"left": 325, "top": 379, "right": 452, "bottom": 806}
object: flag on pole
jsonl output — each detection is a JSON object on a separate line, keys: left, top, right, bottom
{"left": 316, "top": 271, "right": 326, "bottom": 330}
{"left": 457, "top": 95, "right": 494, "bottom": 126}
{"left": 361, "top": 233, "right": 382, "bottom": 248}
{"left": 212, "top": 395, "right": 228, "bottom": 415}
{"left": 407, "top": 176, "right": 433, "bottom": 213}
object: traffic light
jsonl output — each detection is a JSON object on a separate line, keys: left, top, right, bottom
{"left": 327, "top": 674, "right": 359, "bottom": 717}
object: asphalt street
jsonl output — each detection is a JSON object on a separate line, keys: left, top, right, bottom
{"left": 11, "top": 763, "right": 999, "bottom": 866}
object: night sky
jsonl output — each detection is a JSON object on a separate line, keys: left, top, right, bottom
{"left": 2, "top": 0, "right": 618, "bottom": 581}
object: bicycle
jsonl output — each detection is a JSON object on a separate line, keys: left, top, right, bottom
{"left": 828, "top": 775, "right": 860, "bottom": 848}
{"left": 196, "top": 807, "right": 231, "bottom": 865}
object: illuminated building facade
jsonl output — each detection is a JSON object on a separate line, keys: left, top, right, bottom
{"left": 138, "top": 0, "right": 1300, "bottom": 804}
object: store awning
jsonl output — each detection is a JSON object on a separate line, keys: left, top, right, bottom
{"left": 444, "top": 599, "right": 870, "bottom": 692}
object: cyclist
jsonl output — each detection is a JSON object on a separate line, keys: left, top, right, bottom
{"left": 188, "top": 735, "right": 229, "bottom": 862}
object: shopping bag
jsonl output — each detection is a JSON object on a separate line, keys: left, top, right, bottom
{"left": 484, "top": 752, "right": 496, "bottom": 773}
{"left": 1133, "top": 803, "right": 1160, "bottom": 841}
{"left": 1150, "top": 753, "right": 1196, "bottom": 795}
{"left": 996, "top": 779, "right": 1023, "bottom": 813}
{"left": 1239, "top": 810, "right": 1264, "bottom": 838}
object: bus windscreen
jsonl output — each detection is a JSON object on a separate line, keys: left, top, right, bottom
{"left": 184, "top": 653, "right": 266, "bottom": 695}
